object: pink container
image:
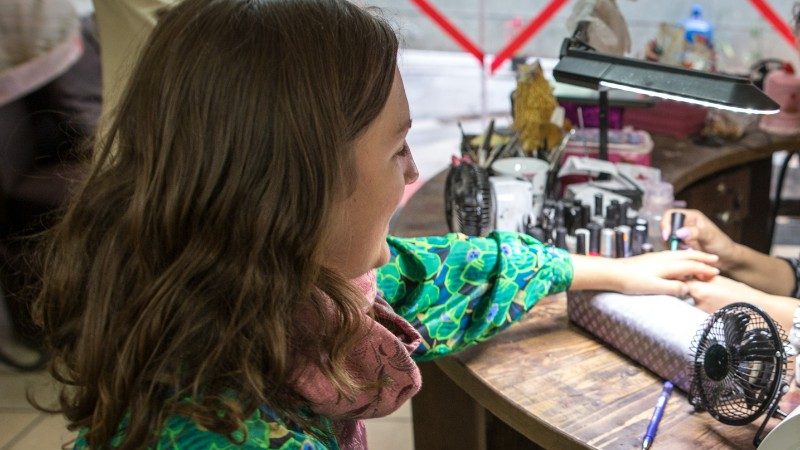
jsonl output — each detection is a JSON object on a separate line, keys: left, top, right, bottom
{"left": 560, "top": 127, "right": 654, "bottom": 166}
{"left": 623, "top": 100, "right": 707, "bottom": 139}
{"left": 760, "top": 64, "right": 800, "bottom": 135}
{"left": 560, "top": 101, "right": 625, "bottom": 129}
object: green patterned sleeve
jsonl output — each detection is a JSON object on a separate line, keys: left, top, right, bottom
{"left": 376, "top": 232, "right": 573, "bottom": 362}
{"left": 71, "top": 407, "right": 334, "bottom": 450}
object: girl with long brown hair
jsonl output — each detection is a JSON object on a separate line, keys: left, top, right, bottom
{"left": 34, "top": 0, "right": 720, "bottom": 448}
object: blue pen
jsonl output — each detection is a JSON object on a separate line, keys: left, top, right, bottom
{"left": 642, "top": 381, "right": 673, "bottom": 450}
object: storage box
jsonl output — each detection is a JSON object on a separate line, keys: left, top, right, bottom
{"left": 560, "top": 101, "right": 625, "bottom": 129}
{"left": 560, "top": 127, "right": 654, "bottom": 166}
{"left": 623, "top": 100, "right": 707, "bottom": 139}
{"left": 557, "top": 127, "right": 653, "bottom": 197}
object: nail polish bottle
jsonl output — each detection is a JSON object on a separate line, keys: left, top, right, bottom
{"left": 667, "top": 211, "right": 686, "bottom": 251}
{"left": 580, "top": 204, "right": 591, "bottom": 229}
{"left": 614, "top": 229, "right": 626, "bottom": 258}
{"left": 632, "top": 225, "right": 648, "bottom": 256}
{"left": 586, "top": 222, "right": 602, "bottom": 256}
{"left": 594, "top": 193, "right": 604, "bottom": 219}
{"left": 615, "top": 225, "right": 631, "bottom": 257}
{"left": 555, "top": 226, "right": 568, "bottom": 250}
{"left": 600, "top": 228, "right": 616, "bottom": 258}
{"left": 619, "top": 202, "right": 630, "bottom": 226}
{"left": 574, "top": 228, "right": 589, "bottom": 255}
{"left": 575, "top": 233, "right": 587, "bottom": 255}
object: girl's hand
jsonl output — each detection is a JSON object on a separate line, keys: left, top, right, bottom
{"left": 570, "top": 250, "right": 719, "bottom": 297}
{"left": 613, "top": 250, "right": 720, "bottom": 296}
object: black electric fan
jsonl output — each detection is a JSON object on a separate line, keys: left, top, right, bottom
{"left": 444, "top": 158, "right": 493, "bottom": 236}
{"left": 689, "top": 303, "right": 791, "bottom": 447}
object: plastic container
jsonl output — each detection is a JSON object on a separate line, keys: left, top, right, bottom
{"left": 760, "top": 63, "right": 800, "bottom": 136}
{"left": 623, "top": 100, "right": 707, "bottom": 139}
{"left": 560, "top": 101, "right": 625, "bottom": 130}
{"left": 681, "top": 4, "right": 713, "bottom": 46}
{"left": 560, "top": 127, "right": 654, "bottom": 166}
{"left": 638, "top": 181, "right": 675, "bottom": 251}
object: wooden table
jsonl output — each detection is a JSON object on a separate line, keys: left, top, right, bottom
{"left": 392, "top": 130, "right": 800, "bottom": 449}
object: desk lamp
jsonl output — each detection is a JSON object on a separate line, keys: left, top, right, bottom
{"left": 552, "top": 35, "right": 780, "bottom": 161}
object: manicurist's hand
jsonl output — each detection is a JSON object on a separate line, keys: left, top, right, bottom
{"left": 687, "top": 276, "right": 799, "bottom": 331}
{"left": 660, "top": 209, "right": 797, "bottom": 297}
{"left": 570, "top": 250, "right": 719, "bottom": 297}
{"left": 686, "top": 275, "right": 769, "bottom": 314}
{"left": 660, "top": 208, "right": 736, "bottom": 269}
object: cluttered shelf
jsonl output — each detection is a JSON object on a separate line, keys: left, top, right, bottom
{"left": 395, "top": 126, "right": 800, "bottom": 254}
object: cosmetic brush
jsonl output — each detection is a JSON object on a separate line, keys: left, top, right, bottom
{"left": 478, "top": 119, "right": 495, "bottom": 167}
{"left": 457, "top": 121, "right": 473, "bottom": 159}
{"left": 485, "top": 140, "right": 509, "bottom": 168}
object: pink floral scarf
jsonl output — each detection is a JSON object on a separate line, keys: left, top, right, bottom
{"left": 290, "top": 271, "right": 422, "bottom": 449}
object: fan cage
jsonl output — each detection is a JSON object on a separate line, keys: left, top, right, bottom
{"left": 689, "top": 302, "right": 789, "bottom": 427}
{"left": 444, "top": 162, "right": 493, "bottom": 237}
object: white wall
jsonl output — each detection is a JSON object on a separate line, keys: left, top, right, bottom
{"left": 70, "top": 0, "right": 800, "bottom": 73}
{"left": 370, "top": 0, "right": 800, "bottom": 73}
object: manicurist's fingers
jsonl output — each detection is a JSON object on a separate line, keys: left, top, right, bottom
{"left": 648, "top": 279, "right": 690, "bottom": 297}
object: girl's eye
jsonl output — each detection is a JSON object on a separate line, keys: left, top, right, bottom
{"left": 395, "top": 143, "right": 410, "bottom": 157}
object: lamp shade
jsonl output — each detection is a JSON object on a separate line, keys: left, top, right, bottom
{"left": 553, "top": 38, "right": 779, "bottom": 115}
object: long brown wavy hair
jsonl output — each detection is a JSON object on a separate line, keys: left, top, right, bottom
{"left": 33, "top": 0, "right": 399, "bottom": 447}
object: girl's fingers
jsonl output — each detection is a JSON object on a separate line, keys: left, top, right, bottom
{"left": 662, "top": 260, "right": 720, "bottom": 279}
{"left": 658, "top": 249, "right": 719, "bottom": 264}
{"left": 648, "top": 279, "right": 689, "bottom": 297}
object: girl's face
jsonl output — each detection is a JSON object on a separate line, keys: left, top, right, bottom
{"left": 324, "top": 70, "right": 418, "bottom": 278}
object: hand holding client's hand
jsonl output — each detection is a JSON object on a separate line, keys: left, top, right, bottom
{"left": 686, "top": 275, "right": 772, "bottom": 314}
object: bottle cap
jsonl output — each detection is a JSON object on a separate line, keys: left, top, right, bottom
{"left": 615, "top": 230, "right": 626, "bottom": 258}
{"left": 670, "top": 211, "right": 686, "bottom": 235}
{"left": 594, "top": 193, "right": 604, "bottom": 217}
{"left": 555, "top": 227, "right": 568, "bottom": 250}
{"left": 586, "top": 222, "right": 602, "bottom": 253}
{"left": 576, "top": 232, "right": 587, "bottom": 255}
{"left": 601, "top": 228, "right": 616, "bottom": 258}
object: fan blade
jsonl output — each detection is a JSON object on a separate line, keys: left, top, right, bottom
{"left": 733, "top": 361, "right": 772, "bottom": 408}
{"left": 732, "top": 329, "right": 779, "bottom": 409}
{"left": 736, "top": 329, "right": 776, "bottom": 361}
{"left": 723, "top": 311, "right": 749, "bottom": 348}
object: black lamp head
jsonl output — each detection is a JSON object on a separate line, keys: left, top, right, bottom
{"left": 553, "top": 37, "right": 780, "bottom": 115}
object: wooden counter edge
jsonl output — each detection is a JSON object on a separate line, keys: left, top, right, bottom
{"left": 434, "top": 356, "right": 590, "bottom": 450}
